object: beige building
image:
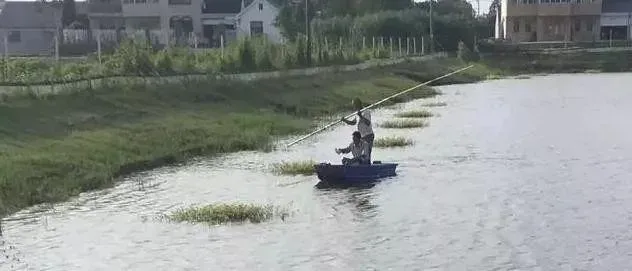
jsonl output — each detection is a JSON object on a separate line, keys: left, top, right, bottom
{"left": 498, "top": 0, "right": 603, "bottom": 42}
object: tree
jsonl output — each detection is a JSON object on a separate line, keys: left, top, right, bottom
{"left": 61, "top": 0, "right": 77, "bottom": 27}
{"left": 485, "top": 0, "right": 500, "bottom": 38}
{"left": 415, "top": 0, "right": 475, "bottom": 19}
{"left": 379, "top": 0, "right": 413, "bottom": 10}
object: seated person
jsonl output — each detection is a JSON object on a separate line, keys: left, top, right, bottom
{"left": 335, "top": 131, "right": 370, "bottom": 165}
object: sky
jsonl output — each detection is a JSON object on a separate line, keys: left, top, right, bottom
{"left": 2, "top": 0, "right": 494, "bottom": 15}
{"left": 413, "top": 0, "right": 493, "bottom": 15}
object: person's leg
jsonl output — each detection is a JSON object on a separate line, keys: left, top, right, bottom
{"left": 342, "top": 157, "right": 350, "bottom": 165}
{"left": 363, "top": 133, "right": 375, "bottom": 163}
{"left": 344, "top": 157, "right": 362, "bottom": 165}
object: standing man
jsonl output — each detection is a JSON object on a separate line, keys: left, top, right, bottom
{"left": 341, "top": 98, "right": 375, "bottom": 163}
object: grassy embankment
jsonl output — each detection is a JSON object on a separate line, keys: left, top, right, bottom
{"left": 0, "top": 57, "right": 497, "bottom": 217}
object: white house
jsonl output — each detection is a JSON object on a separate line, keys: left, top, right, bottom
{"left": 235, "top": 0, "right": 282, "bottom": 43}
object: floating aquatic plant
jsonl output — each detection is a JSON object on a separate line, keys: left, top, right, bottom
{"left": 272, "top": 160, "right": 316, "bottom": 175}
{"left": 395, "top": 110, "right": 433, "bottom": 118}
{"left": 165, "top": 203, "right": 288, "bottom": 225}
{"left": 421, "top": 101, "right": 447, "bottom": 107}
{"left": 374, "top": 136, "right": 414, "bottom": 148}
{"left": 379, "top": 119, "right": 428, "bottom": 129}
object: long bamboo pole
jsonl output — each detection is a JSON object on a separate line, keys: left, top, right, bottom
{"left": 286, "top": 64, "right": 475, "bottom": 147}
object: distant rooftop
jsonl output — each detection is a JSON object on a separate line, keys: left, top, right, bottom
{"left": 0, "top": 1, "right": 60, "bottom": 29}
{"left": 0, "top": 1, "right": 88, "bottom": 29}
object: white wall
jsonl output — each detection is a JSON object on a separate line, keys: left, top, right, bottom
{"left": 0, "top": 28, "right": 55, "bottom": 56}
{"left": 600, "top": 12, "right": 631, "bottom": 26}
{"left": 122, "top": 0, "right": 204, "bottom": 44}
{"left": 236, "top": 0, "right": 282, "bottom": 43}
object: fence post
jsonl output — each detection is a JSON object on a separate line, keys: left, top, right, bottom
{"left": 97, "top": 30, "right": 102, "bottom": 64}
{"left": 372, "top": 36, "right": 375, "bottom": 51}
{"left": 390, "top": 37, "right": 393, "bottom": 57}
{"left": 54, "top": 33, "right": 60, "bottom": 62}
{"left": 398, "top": 37, "right": 402, "bottom": 56}
{"left": 325, "top": 36, "right": 329, "bottom": 50}
{"left": 407, "top": 37, "right": 410, "bottom": 55}
{"left": 3, "top": 34, "right": 7, "bottom": 79}
{"left": 350, "top": 36, "right": 354, "bottom": 52}
{"left": 413, "top": 37, "right": 417, "bottom": 55}
{"left": 339, "top": 36, "right": 343, "bottom": 52}
{"left": 220, "top": 35, "right": 225, "bottom": 59}
{"left": 380, "top": 36, "right": 384, "bottom": 48}
{"left": 422, "top": 36, "right": 425, "bottom": 55}
{"left": 362, "top": 36, "right": 365, "bottom": 50}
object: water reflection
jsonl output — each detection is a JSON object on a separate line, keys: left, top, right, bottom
{"left": 345, "top": 188, "right": 379, "bottom": 220}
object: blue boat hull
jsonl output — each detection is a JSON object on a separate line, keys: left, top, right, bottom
{"left": 313, "top": 162, "right": 398, "bottom": 186}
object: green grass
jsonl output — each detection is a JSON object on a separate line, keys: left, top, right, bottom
{"left": 395, "top": 110, "right": 433, "bottom": 118}
{"left": 374, "top": 136, "right": 414, "bottom": 148}
{"left": 379, "top": 119, "right": 428, "bottom": 129}
{"left": 272, "top": 160, "right": 316, "bottom": 175}
{"left": 165, "top": 203, "right": 285, "bottom": 225}
{"left": 0, "top": 57, "right": 492, "bottom": 217}
{"left": 422, "top": 101, "right": 448, "bottom": 107}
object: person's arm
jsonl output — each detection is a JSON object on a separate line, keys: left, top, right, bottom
{"left": 340, "top": 116, "right": 357, "bottom": 125}
{"left": 357, "top": 110, "right": 371, "bottom": 126}
{"left": 336, "top": 143, "right": 352, "bottom": 154}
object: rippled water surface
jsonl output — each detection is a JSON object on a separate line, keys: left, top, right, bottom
{"left": 3, "top": 73, "right": 632, "bottom": 270}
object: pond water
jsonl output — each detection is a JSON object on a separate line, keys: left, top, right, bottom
{"left": 3, "top": 73, "right": 632, "bottom": 271}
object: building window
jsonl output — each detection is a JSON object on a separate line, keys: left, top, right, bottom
{"left": 575, "top": 21, "right": 581, "bottom": 32}
{"left": 250, "top": 21, "right": 263, "bottom": 36}
{"left": 586, "top": 20, "right": 593, "bottom": 31}
{"left": 258, "top": 3, "right": 263, "bottom": 10}
{"left": 169, "top": 0, "right": 191, "bottom": 4}
{"left": 8, "top": 31, "right": 21, "bottom": 43}
{"left": 513, "top": 21, "right": 520, "bottom": 32}
{"left": 525, "top": 22, "right": 532, "bottom": 32}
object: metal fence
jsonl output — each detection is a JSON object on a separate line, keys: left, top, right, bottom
{"left": 1, "top": 28, "right": 431, "bottom": 63}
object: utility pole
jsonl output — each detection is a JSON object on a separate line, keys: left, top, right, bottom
{"left": 305, "top": 0, "right": 311, "bottom": 66}
{"left": 476, "top": 0, "right": 480, "bottom": 51}
{"left": 477, "top": 0, "right": 480, "bottom": 17}
{"left": 429, "top": 0, "right": 434, "bottom": 53}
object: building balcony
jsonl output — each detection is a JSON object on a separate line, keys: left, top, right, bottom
{"left": 505, "top": 1, "right": 602, "bottom": 17}
{"left": 122, "top": 0, "right": 161, "bottom": 17}
{"left": 571, "top": 2, "right": 603, "bottom": 15}
{"left": 87, "top": 1, "right": 123, "bottom": 14}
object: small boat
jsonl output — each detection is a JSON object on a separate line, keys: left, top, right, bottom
{"left": 313, "top": 161, "right": 398, "bottom": 188}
